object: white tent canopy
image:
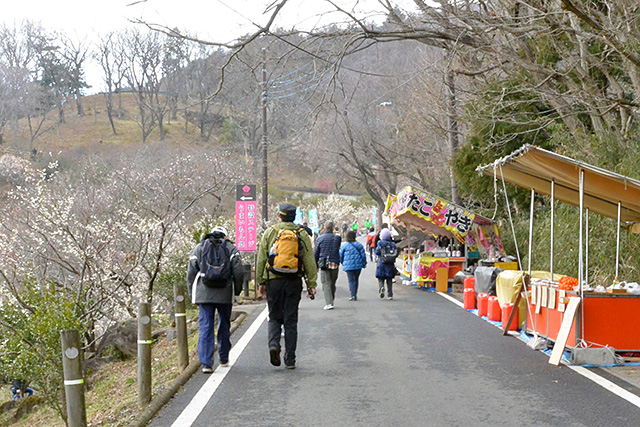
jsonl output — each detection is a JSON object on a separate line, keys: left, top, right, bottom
{"left": 476, "top": 145, "right": 640, "bottom": 226}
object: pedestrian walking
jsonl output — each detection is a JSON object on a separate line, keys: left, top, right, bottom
{"left": 314, "top": 220, "right": 341, "bottom": 310}
{"left": 339, "top": 230, "right": 367, "bottom": 301}
{"left": 257, "top": 203, "right": 317, "bottom": 369}
{"left": 351, "top": 218, "right": 359, "bottom": 236}
{"left": 187, "top": 226, "right": 244, "bottom": 373}
{"left": 366, "top": 227, "right": 376, "bottom": 261}
{"left": 375, "top": 228, "right": 398, "bottom": 300}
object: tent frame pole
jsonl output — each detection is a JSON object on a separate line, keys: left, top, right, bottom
{"left": 528, "top": 188, "right": 535, "bottom": 275}
{"left": 616, "top": 202, "right": 621, "bottom": 281}
{"left": 578, "top": 169, "right": 585, "bottom": 346}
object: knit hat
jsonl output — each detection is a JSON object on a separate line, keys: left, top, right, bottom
{"left": 380, "top": 229, "right": 392, "bottom": 240}
{"left": 211, "top": 225, "right": 228, "bottom": 236}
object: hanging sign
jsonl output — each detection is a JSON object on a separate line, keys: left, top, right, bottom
{"left": 235, "top": 185, "right": 257, "bottom": 251}
{"left": 395, "top": 186, "right": 475, "bottom": 241}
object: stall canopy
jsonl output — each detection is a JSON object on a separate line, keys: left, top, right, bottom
{"left": 475, "top": 145, "right": 640, "bottom": 228}
{"left": 386, "top": 186, "right": 503, "bottom": 255}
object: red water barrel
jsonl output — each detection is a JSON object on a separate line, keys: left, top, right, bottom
{"left": 488, "top": 296, "right": 501, "bottom": 321}
{"left": 464, "top": 276, "right": 475, "bottom": 292}
{"left": 463, "top": 288, "right": 476, "bottom": 310}
{"left": 477, "top": 293, "right": 489, "bottom": 317}
{"left": 502, "top": 303, "right": 518, "bottom": 331}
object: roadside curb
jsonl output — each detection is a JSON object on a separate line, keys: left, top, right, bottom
{"left": 130, "top": 310, "right": 249, "bottom": 427}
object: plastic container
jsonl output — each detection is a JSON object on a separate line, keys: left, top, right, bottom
{"left": 463, "top": 288, "right": 476, "bottom": 310}
{"left": 477, "top": 293, "right": 489, "bottom": 317}
{"left": 488, "top": 296, "right": 501, "bottom": 321}
{"left": 463, "top": 276, "right": 475, "bottom": 292}
{"left": 501, "top": 303, "right": 518, "bottom": 331}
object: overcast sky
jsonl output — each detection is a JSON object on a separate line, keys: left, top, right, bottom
{"left": 1, "top": 0, "right": 414, "bottom": 91}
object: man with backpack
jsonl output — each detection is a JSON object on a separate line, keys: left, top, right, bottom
{"left": 257, "top": 203, "right": 317, "bottom": 369}
{"left": 187, "top": 225, "right": 244, "bottom": 373}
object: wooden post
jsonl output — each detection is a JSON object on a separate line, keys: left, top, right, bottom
{"left": 138, "top": 303, "right": 152, "bottom": 406}
{"left": 173, "top": 285, "right": 189, "bottom": 371}
{"left": 243, "top": 264, "right": 252, "bottom": 298}
{"left": 61, "top": 330, "right": 87, "bottom": 427}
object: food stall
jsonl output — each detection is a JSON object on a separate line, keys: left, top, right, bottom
{"left": 477, "top": 145, "right": 640, "bottom": 352}
{"left": 385, "top": 185, "right": 508, "bottom": 288}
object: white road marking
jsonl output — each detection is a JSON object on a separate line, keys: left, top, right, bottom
{"left": 437, "top": 291, "right": 640, "bottom": 409}
{"left": 170, "top": 306, "right": 269, "bottom": 427}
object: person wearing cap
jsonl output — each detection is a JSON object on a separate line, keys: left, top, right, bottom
{"left": 256, "top": 202, "right": 318, "bottom": 369}
{"left": 314, "top": 220, "right": 342, "bottom": 310}
{"left": 187, "top": 225, "right": 244, "bottom": 373}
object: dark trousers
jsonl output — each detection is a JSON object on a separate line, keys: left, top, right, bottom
{"left": 369, "top": 247, "right": 375, "bottom": 261}
{"left": 346, "top": 269, "right": 361, "bottom": 298}
{"left": 266, "top": 277, "right": 303, "bottom": 366}
{"left": 198, "top": 303, "right": 232, "bottom": 367}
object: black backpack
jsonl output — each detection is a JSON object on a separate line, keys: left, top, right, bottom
{"left": 200, "top": 238, "right": 232, "bottom": 288}
{"left": 380, "top": 243, "right": 398, "bottom": 265}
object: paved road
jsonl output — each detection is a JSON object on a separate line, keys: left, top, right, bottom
{"left": 150, "top": 248, "right": 640, "bottom": 426}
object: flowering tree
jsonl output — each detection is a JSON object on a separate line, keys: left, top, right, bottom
{"left": 0, "top": 148, "right": 246, "bottom": 420}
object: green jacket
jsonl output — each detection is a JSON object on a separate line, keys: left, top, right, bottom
{"left": 256, "top": 221, "right": 317, "bottom": 289}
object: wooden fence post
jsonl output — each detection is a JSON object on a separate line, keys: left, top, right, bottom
{"left": 138, "top": 303, "right": 152, "bottom": 406}
{"left": 174, "top": 284, "right": 189, "bottom": 370}
{"left": 61, "top": 329, "right": 87, "bottom": 427}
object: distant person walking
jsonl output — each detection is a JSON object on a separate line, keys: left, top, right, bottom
{"left": 314, "top": 220, "right": 342, "bottom": 310}
{"left": 340, "top": 230, "right": 367, "bottom": 301}
{"left": 187, "top": 226, "right": 244, "bottom": 372}
{"left": 375, "top": 228, "right": 398, "bottom": 300}
{"left": 366, "top": 227, "right": 376, "bottom": 261}
{"left": 257, "top": 203, "right": 317, "bottom": 369}
{"left": 351, "top": 219, "right": 359, "bottom": 235}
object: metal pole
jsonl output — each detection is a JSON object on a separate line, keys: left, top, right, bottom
{"left": 616, "top": 201, "right": 621, "bottom": 281}
{"left": 173, "top": 285, "right": 188, "bottom": 371}
{"left": 585, "top": 208, "right": 589, "bottom": 287}
{"left": 138, "top": 302, "right": 152, "bottom": 406}
{"left": 550, "top": 180, "right": 555, "bottom": 279}
{"left": 528, "top": 188, "right": 535, "bottom": 275}
{"left": 261, "top": 48, "right": 269, "bottom": 224}
{"left": 579, "top": 169, "right": 585, "bottom": 344}
{"left": 61, "top": 330, "right": 87, "bottom": 427}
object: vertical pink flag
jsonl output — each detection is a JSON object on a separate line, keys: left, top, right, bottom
{"left": 235, "top": 185, "right": 257, "bottom": 251}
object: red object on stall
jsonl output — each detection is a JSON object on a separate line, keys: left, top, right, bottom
{"left": 464, "top": 276, "right": 475, "bottom": 292}
{"left": 477, "top": 293, "right": 489, "bottom": 317}
{"left": 488, "top": 296, "right": 501, "bottom": 321}
{"left": 502, "top": 303, "right": 518, "bottom": 331}
{"left": 463, "top": 288, "right": 476, "bottom": 310}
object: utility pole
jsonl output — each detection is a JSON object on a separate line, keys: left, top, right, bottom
{"left": 446, "top": 68, "right": 461, "bottom": 205}
{"left": 261, "top": 48, "right": 269, "bottom": 223}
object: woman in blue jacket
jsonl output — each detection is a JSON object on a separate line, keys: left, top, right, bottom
{"left": 375, "top": 229, "right": 397, "bottom": 300}
{"left": 339, "top": 230, "right": 367, "bottom": 301}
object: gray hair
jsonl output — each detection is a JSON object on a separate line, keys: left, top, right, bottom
{"left": 324, "top": 220, "right": 334, "bottom": 231}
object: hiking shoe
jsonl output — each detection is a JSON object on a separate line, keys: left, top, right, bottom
{"left": 269, "top": 347, "right": 281, "bottom": 366}
{"left": 349, "top": 297, "right": 355, "bottom": 301}
{"left": 202, "top": 366, "right": 213, "bottom": 374}
{"left": 387, "top": 296, "right": 393, "bottom": 300}
{"left": 379, "top": 290, "right": 385, "bottom": 299}
{"left": 220, "top": 361, "right": 229, "bottom": 368}
{"left": 285, "top": 364, "right": 296, "bottom": 370}
{"left": 323, "top": 304, "right": 334, "bottom": 310}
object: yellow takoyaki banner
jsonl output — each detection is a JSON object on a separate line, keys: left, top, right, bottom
{"left": 394, "top": 186, "right": 475, "bottom": 241}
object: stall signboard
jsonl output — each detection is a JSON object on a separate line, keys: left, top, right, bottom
{"left": 308, "top": 209, "right": 319, "bottom": 234}
{"left": 412, "top": 255, "right": 450, "bottom": 282}
{"left": 294, "top": 207, "right": 303, "bottom": 225}
{"left": 396, "top": 186, "right": 475, "bottom": 242}
{"left": 235, "top": 185, "right": 257, "bottom": 251}
{"left": 384, "top": 194, "right": 398, "bottom": 217}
